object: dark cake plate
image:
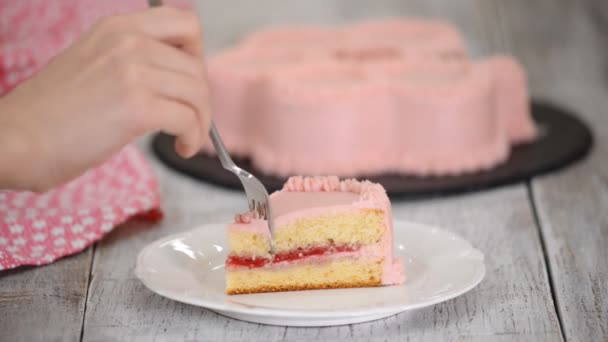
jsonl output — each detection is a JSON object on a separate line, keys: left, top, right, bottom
{"left": 151, "top": 101, "right": 593, "bottom": 199}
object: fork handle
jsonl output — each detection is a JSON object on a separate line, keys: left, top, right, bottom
{"left": 209, "top": 121, "right": 237, "bottom": 171}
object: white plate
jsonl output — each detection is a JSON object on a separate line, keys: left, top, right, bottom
{"left": 135, "top": 221, "right": 485, "bottom": 327}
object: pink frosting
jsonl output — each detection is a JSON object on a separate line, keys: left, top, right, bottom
{"left": 227, "top": 176, "right": 404, "bottom": 285}
{"left": 228, "top": 219, "right": 270, "bottom": 236}
{"left": 486, "top": 56, "right": 537, "bottom": 144}
{"left": 204, "top": 18, "right": 536, "bottom": 177}
{"left": 282, "top": 176, "right": 390, "bottom": 210}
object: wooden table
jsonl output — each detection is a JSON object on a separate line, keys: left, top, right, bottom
{"left": 1, "top": 1, "right": 606, "bottom": 341}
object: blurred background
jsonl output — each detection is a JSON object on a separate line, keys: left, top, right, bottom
{"left": 194, "top": 0, "right": 607, "bottom": 93}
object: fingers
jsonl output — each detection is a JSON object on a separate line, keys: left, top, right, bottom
{"left": 146, "top": 96, "right": 201, "bottom": 158}
{"left": 139, "top": 38, "right": 205, "bottom": 79}
{"left": 92, "top": 7, "right": 211, "bottom": 157}
{"left": 142, "top": 65, "right": 211, "bottom": 129}
{"left": 100, "top": 6, "right": 204, "bottom": 57}
{"left": 138, "top": 66, "right": 211, "bottom": 157}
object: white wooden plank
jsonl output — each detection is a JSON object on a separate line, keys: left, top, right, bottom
{"left": 533, "top": 136, "right": 608, "bottom": 342}
{"left": 530, "top": 82, "right": 608, "bottom": 341}
{"left": 485, "top": 1, "right": 608, "bottom": 340}
{"left": 0, "top": 249, "right": 92, "bottom": 342}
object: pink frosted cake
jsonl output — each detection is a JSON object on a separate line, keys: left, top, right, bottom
{"left": 225, "top": 176, "right": 404, "bottom": 295}
{"left": 207, "top": 18, "right": 537, "bottom": 177}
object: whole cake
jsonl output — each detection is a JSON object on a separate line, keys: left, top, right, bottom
{"left": 207, "top": 19, "right": 537, "bottom": 177}
{"left": 225, "top": 176, "right": 404, "bottom": 295}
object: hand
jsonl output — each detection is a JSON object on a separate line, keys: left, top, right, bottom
{"left": 0, "top": 6, "right": 210, "bottom": 192}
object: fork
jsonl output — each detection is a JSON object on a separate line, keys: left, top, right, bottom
{"left": 208, "top": 123, "right": 276, "bottom": 248}
{"left": 148, "top": 0, "right": 276, "bottom": 249}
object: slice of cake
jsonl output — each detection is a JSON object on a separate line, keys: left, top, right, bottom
{"left": 225, "top": 176, "right": 404, "bottom": 295}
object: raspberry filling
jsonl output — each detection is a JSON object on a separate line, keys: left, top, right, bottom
{"left": 226, "top": 244, "right": 360, "bottom": 269}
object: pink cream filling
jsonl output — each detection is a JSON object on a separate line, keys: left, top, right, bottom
{"left": 226, "top": 244, "right": 362, "bottom": 269}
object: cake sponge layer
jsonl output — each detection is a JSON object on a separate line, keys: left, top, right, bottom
{"left": 226, "top": 257, "right": 383, "bottom": 295}
{"left": 227, "top": 209, "right": 385, "bottom": 257}
{"left": 227, "top": 231, "right": 271, "bottom": 258}
{"left": 274, "top": 209, "right": 384, "bottom": 253}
